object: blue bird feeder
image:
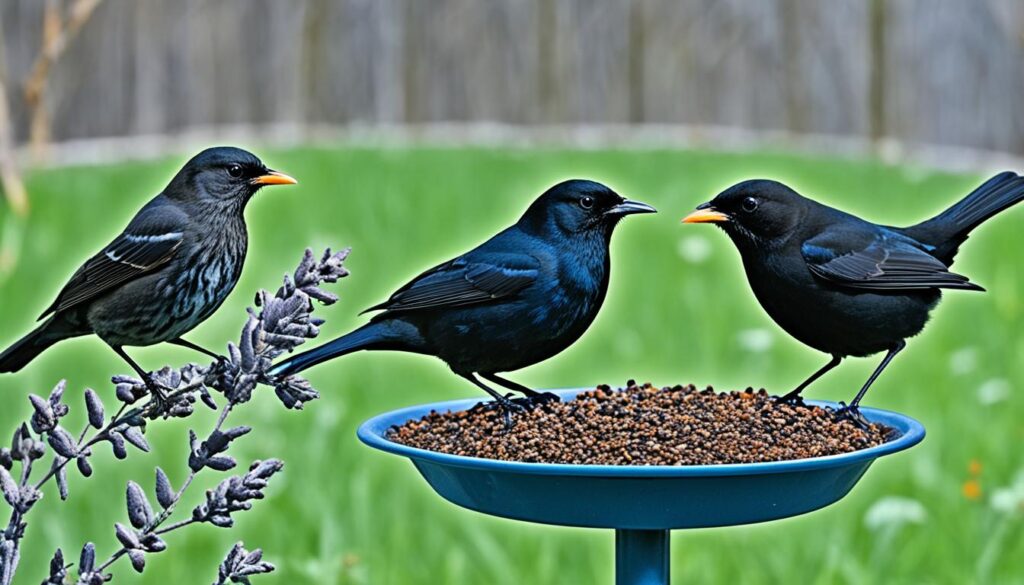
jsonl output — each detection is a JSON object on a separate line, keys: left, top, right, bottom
{"left": 358, "top": 389, "right": 925, "bottom": 585}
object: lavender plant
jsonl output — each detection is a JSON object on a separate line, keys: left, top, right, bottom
{"left": 0, "top": 248, "right": 350, "bottom": 584}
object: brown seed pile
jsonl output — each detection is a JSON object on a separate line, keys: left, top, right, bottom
{"left": 387, "top": 382, "right": 892, "bottom": 465}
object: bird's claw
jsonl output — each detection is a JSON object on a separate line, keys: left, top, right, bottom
{"left": 773, "top": 391, "right": 806, "bottom": 406}
{"left": 485, "top": 396, "right": 527, "bottom": 432}
{"left": 833, "top": 402, "right": 871, "bottom": 430}
{"left": 142, "top": 374, "right": 173, "bottom": 413}
{"left": 510, "top": 391, "right": 561, "bottom": 410}
{"left": 881, "top": 425, "right": 901, "bottom": 442}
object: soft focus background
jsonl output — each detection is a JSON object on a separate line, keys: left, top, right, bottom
{"left": 0, "top": 2, "right": 1023, "bottom": 585}
{"left": 3, "top": 0, "right": 1024, "bottom": 153}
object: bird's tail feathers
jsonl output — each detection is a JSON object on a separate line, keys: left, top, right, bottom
{"left": 0, "top": 316, "right": 80, "bottom": 373}
{"left": 267, "top": 321, "right": 401, "bottom": 378}
{"left": 905, "top": 171, "right": 1024, "bottom": 262}
{"left": 931, "top": 172, "right": 1024, "bottom": 233}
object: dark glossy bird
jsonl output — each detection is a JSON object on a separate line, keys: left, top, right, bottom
{"left": 683, "top": 173, "right": 1024, "bottom": 422}
{"left": 269, "top": 180, "right": 655, "bottom": 423}
{"left": 0, "top": 146, "right": 296, "bottom": 395}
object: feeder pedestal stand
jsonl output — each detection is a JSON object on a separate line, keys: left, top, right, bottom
{"left": 616, "top": 529, "right": 669, "bottom": 585}
{"left": 358, "top": 389, "right": 924, "bottom": 585}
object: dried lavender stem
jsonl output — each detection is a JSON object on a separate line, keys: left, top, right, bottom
{"left": 93, "top": 550, "right": 126, "bottom": 575}
{"left": 152, "top": 518, "right": 195, "bottom": 536}
{"left": 92, "top": 403, "right": 234, "bottom": 575}
{"left": 4, "top": 247, "right": 349, "bottom": 584}
{"left": 32, "top": 403, "right": 129, "bottom": 491}
{"left": 0, "top": 454, "right": 36, "bottom": 585}
{"left": 2, "top": 398, "right": 135, "bottom": 585}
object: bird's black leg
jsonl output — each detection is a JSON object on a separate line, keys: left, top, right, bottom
{"left": 480, "top": 373, "right": 561, "bottom": 408}
{"left": 777, "top": 354, "right": 843, "bottom": 404}
{"left": 836, "top": 340, "right": 907, "bottom": 427}
{"left": 168, "top": 337, "right": 220, "bottom": 360}
{"left": 461, "top": 373, "right": 526, "bottom": 430}
{"left": 108, "top": 345, "right": 169, "bottom": 405}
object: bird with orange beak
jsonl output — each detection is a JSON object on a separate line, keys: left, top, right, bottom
{"left": 0, "top": 147, "right": 297, "bottom": 397}
{"left": 683, "top": 174, "right": 1024, "bottom": 423}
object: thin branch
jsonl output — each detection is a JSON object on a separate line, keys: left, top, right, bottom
{"left": 32, "top": 403, "right": 129, "bottom": 492}
{"left": 23, "top": 0, "right": 105, "bottom": 161}
{"left": 152, "top": 518, "right": 195, "bottom": 537}
{"left": 92, "top": 402, "right": 247, "bottom": 576}
{"left": 0, "top": 17, "right": 28, "bottom": 216}
{"left": 1, "top": 248, "right": 348, "bottom": 584}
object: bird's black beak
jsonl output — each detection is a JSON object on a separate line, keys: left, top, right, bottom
{"left": 606, "top": 199, "right": 657, "bottom": 216}
{"left": 682, "top": 202, "right": 730, "bottom": 224}
{"left": 251, "top": 169, "right": 298, "bottom": 187}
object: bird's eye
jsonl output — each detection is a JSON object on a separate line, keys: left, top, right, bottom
{"left": 579, "top": 196, "right": 594, "bottom": 210}
{"left": 741, "top": 197, "right": 759, "bottom": 213}
{"left": 227, "top": 164, "right": 243, "bottom": 178}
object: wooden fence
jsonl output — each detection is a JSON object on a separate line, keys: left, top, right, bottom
{"left": 2, "top": 0, "right": 1024, "bottom": 153}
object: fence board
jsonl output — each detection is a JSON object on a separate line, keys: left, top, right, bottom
{"left": 1, "top": 0, "right": 1022, "bottom": 153}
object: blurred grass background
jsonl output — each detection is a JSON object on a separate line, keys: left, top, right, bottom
{"left": 0, "top": 146, "right": 1021, "bottom": 584}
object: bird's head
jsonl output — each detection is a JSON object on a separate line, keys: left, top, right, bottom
{"left": 166, "top": 146, "right": 296, "bottom": 209}
{"left": 682, "top": 179, "right": 807, "bottom": 248}
{"left": 519, "top": 179, "right": 656, "bottom": 238}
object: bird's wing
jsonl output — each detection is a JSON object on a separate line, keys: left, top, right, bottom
{"left": 39, "top": 203, "right": 187, "bottom": 319}
{"left": 801, "top": 232, "right": 983, "bottom": 292}
{"left": 365, "top": 252, "right": 540, "bottom": 315}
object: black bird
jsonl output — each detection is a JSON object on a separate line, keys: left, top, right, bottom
{"left": 683, "top": 173, "right": 1024, "bottom": 422}
{"left": 269, "top": 180, "right": 655, "bottom": 422}
{"left": 0, "top": 146, "right": 296, "bottom": 395}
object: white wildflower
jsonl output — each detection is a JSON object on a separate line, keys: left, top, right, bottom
{"left": 737, "top": 329, "right": 773, "bottom": 353}
{"left": 976, "top": 378, "right": 1011, "bottom": 406}
{"left": 949, "top": 347, "right": 977, "bottom": 375}
{"left": 676, "top": 235, "right": 712, "bottom": 264}
{"left": 990, "top": 472, "right": 1024, "bottom": 514}
{"left": 864, "top": 496, "right": 927, "bottom": 531}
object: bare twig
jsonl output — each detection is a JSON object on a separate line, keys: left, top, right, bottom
{"left": 88, "top": 402, "right": 257, "bottom": 577}
{"left": 0, "top": 19, "right": 28, "bottom": 216}
{"left": 23, "top": 0, "right": 105, "bottom": 161}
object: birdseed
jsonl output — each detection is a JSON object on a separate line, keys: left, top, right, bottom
{"left": 388, "top": 382, "right": 892, "bottom": 465}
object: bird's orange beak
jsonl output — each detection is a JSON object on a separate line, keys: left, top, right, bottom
{"left": 252, "top": 170, "right": 298, "bottom": 186}
{"left": 681, "top": 205, "right": 730, "bottom": 224}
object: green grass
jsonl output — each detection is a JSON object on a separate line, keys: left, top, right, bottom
{"left": 0, "top": 146, "right": 1022, "bottom": 584}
